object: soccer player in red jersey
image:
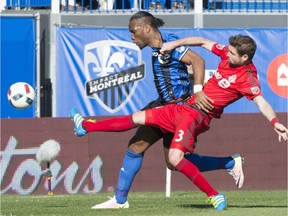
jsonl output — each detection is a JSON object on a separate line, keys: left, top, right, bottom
{"left": 71, "top": 34, "right": 288, "bottom": 210}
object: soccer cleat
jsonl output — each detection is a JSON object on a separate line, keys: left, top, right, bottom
{"left": 227, "top": 153, "right": 244, "bottom": 189}
{"left": 91, "top": 196, "right": 129, "bottom": 209}
{"left": 206, "top": 193, "right": 227, "bottom": 210}
{"left": 70, "top": 108, "right": 87, "bottom": 137}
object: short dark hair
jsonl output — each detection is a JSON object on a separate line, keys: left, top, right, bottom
{"left": 130, "top": 11, "right": 165, "bottom": 28}
{"left": 229, "top": 34, "right": 257, "bottom": 60}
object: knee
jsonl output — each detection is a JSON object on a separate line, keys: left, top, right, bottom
{"left": 168, "top": 149, "right": 184, "bottom": 167}
{"left": 128, "top": 140, "right": 150, "bottom": 154}
{"left": 167, "top": 157, "right": 179, "bottom": 167}
{"left": 164, "top": 153, "right": 177, "bottom": 170}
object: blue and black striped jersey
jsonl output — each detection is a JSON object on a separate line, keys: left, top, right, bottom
{"left": 151, "top": 32, "right": 192, "bottom": 103}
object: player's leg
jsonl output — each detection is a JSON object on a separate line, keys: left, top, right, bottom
{"left": 91, "top": 147, "right": 143, "bottom": 209}
{"left": 162, "top": 133, "right": 177, "bottom": 170}
{"left": 151, "top": 105, "right": 240, "bottom": 180}
{"left": 71, "top": 102, "right": 173, "bottom": 136}
{"left": 114, "top": 126, "right": 162, "bottom": 205}
{"left": 163, "top": 133, "right": 236, "bottom": 171}
{"left": 168, "top": 107, "right": 226, "bottom": 210}
{"left": 184, "top": 153, "right": 234, "bottom": 171}
{"left": 167, "top": 119, "right": 218, "bottom": 199}
{"left": 70, "top": 108, "right": 144, "bottom": 136}
{"left": 169, "top": 143, "right": 227, "bottom": 210}
{"left": 185, "top": 153, "right": 244, "bottom": 188}
{"left": 163, "top": 144, "right": 244, "bottom": 188}
{"left": 112, "top": 99, "right": 166, "bottom": 205}
{"left": 91, "top": 126, "right": 163, "bottom": 209}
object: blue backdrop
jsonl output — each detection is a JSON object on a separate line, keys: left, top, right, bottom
{"left": 1, "top": 17, "right": 36, "bottom": 118}
{"left": 56, "top": 28, "right": 288, "bottom": 117}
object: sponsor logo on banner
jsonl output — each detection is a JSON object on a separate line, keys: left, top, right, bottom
{"left": 267, "top": 53, "right": 288, "bottom": 98}
{"left": 84, "top": 40, "right": 145, "bottom": 113}
{"left": 277, "top": 64, "right": 288, "bottom": 86}
{"left": 204, "top": 69, "right": 216, "bottom": 83}
{"left": 1, "top": 136, "right": 103, "bottom": 195}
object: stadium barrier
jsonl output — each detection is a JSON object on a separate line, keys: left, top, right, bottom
{"left": 2, "top": 0, "right": 288, "bottom": 12}
{"left": 1, "top": 113, "right": 287, "bottom": 195}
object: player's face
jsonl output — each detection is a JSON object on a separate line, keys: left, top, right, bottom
{"left": 227, "top": 45, "right": 247, "bottom": 68}
{"left": 129, "top": 19, "right": 148, "bottom": 49}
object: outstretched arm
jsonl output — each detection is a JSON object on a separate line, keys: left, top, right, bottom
{"left": 253, "top": 95, "right": 288, "bottom": 142}
{"left": 160, "top": 37, "right": 216, "bottom": 54}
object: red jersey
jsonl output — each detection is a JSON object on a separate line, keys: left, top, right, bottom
{"left": 187, "top": 43, "right": 262, "bottom": 118}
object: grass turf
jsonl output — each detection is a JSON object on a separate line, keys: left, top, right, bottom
{"left": 1, "top": 190, "right": 287, "bottom": 216}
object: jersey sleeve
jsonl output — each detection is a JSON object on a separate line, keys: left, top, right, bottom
{"left": 211, "top": 43, "right": 229, "bottom": 59}
{"left": 240, "top": 71, "right": 262, "bottom": 100}
{"left": 242, "top": 86, "right": 262, "bottom": 100}
{"left": 166, "top": 33, "right": 189, "bottom": 61}
{"left": 171, "top": 46, "right": 189, "bottom": 61}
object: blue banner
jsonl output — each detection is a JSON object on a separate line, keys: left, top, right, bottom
{"left": 1, "top": 17, "right": 36, "bottom": 118}
{"left": 56, "top": 28, "right": 287, "bottom": 117}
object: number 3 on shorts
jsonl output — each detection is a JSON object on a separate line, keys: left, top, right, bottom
{"left": 175, "top": 129, "right": 184, "bottom": 142}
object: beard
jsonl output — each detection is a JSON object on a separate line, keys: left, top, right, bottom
{"left": 228, "top": 61, "right": 240, "bottom": 68}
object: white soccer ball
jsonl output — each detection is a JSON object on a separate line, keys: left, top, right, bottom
{"left": 7, "top": 82, "right": 35, "bottom": 109}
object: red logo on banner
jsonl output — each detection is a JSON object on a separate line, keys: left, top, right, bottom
{"left": 267, "top": 54, "right": 288, "bottom": 98}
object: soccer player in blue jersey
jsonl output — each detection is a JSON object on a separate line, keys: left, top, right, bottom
{"left": 86, "top": 11, "right": 243, "bottom": 210}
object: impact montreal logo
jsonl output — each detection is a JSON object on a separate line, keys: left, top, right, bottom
{"left": 84, "top": 40, "right": 145, "bottom": 113}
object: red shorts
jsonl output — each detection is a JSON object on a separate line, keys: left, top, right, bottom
{"left": 145, "top": 104, "right": 211, "bottom": 153}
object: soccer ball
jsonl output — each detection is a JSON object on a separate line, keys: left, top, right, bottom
{"left": 7, "top": 82, "right": 35, "bottom": 109}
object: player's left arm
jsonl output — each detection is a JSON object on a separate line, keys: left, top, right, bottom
{"left": 160, "top": 36, "right": 215, "bottom": 53}
{"left": 253, "top": 95, "right": 288, "bottom": 142}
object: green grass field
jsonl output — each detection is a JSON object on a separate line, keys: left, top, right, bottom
{"left": 1, "top": 190, "right": 287, "bottom": 216}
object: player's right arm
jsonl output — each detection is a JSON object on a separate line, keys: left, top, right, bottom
{"left": 253, "top": 95, "right": 288, "bottom": 142}
{"left": 160, "top": 37, "right": 216, "bottom": 53}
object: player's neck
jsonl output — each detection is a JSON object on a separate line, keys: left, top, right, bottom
{"left": 148, "top": 31, "right": 162, "bottom": 48}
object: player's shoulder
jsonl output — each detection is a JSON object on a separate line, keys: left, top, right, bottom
{"left": 245, "top": 62, "right": 258, "bottom": 75}
{"left": 238, "top": 64, "right": 260, "bottom": 85}
{"left": 213, "top": 43, "right": 228, "bottom": 52}
{"left": 161, "top": 32, "right": 180, "bottom": 42}
{"left": 211, "top": 43, "right": 228, "bottom": 57}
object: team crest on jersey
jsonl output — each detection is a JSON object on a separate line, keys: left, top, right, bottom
{"left": 251, "top": 86, "right": 260, "bottom": 94}
{"left": 84, "top": 40, "right": 145, "bottom": 113}
{"left": 158, "top": 53, "right": 170, "bottom": 64}
{"left": 152, "top": 51, "right": 170, "bottom": 64}
{"left": 228, "top": 75, "right": 237, "bottom": 83}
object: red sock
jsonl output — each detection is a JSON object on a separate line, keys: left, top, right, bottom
{"left": 175, "top": 157, "right": 218, "bottom": 197}
{"left": 83, "top": 115, "right": 137, "bottom": 132}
